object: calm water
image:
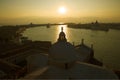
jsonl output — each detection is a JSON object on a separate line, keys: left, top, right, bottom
{"left": 23, "top": 25, "right": 120, "bottom": 69}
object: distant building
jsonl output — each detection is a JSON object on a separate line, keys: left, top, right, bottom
{"left": 95, "top": 20, "right": 99, "bottom": 24}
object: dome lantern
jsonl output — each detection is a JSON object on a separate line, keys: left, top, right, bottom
{"left": 58, "top": 27, "right": 67, "bottom": 42}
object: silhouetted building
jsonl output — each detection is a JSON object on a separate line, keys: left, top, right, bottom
{"left": 24, "top": 27, "right": 118, "bottom": 79}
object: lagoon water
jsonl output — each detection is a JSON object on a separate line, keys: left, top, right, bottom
{"left": 23, "top": 25, "right": 120, "bottom": 69}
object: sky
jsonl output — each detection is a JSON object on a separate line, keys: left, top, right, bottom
{"left": 0, "top": 0, "right": 120, "bottom": 24}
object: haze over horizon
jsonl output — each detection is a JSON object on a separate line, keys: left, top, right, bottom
{"left": 0, "top": 0, "right": 120, "bottom": 25}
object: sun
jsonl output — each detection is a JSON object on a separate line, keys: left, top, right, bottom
{"left": 58, "top": 6, "right": 66, "bottom": 14}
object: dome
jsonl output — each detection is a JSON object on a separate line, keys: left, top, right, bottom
{"left": 59, "top": 32, "right": 66, "bottom": 36}
{"left": 49, "top": 27, "right": 77, "bottom": 63}
{"left": 49, "top": 41, "right": 78, "bottom": 63}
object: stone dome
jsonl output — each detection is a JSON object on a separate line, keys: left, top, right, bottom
{"left": 49, "top": 27, "right": 77, "bottom": 63}
{"left": 49, "top": 41, "right": 77, "bottom": 63}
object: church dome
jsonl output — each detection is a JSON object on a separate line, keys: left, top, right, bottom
{"left": 49, "top": 27, "right": 77, "bottom": 63}
{"left": 49, "top": 41, "right": 77, "bottom": 63}
{"left": 59, "top": 31, "right": 65, "bottom": 36}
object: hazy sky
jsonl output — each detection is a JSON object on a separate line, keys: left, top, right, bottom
{"left": 0, "top": 0, "right": 120, "bottom": 24}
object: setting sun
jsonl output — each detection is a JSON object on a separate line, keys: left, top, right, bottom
{"left": 58, "top": 6, "right": 66, "bottom": 14}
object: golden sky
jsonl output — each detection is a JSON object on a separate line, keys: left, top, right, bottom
{"left": 0, "top": 0, "right": 120, "bottom": 24}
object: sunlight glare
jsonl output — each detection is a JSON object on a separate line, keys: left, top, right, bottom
{"left": 58, "top": 6, "right": 66, "bottom": 14}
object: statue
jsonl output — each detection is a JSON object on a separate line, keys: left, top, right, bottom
{"left": 58, "top": 27, "right": 67, "bottom": 42}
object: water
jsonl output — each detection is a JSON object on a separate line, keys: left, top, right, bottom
{"left": 23, "top": 25, "right": 120, "bottom": 69}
